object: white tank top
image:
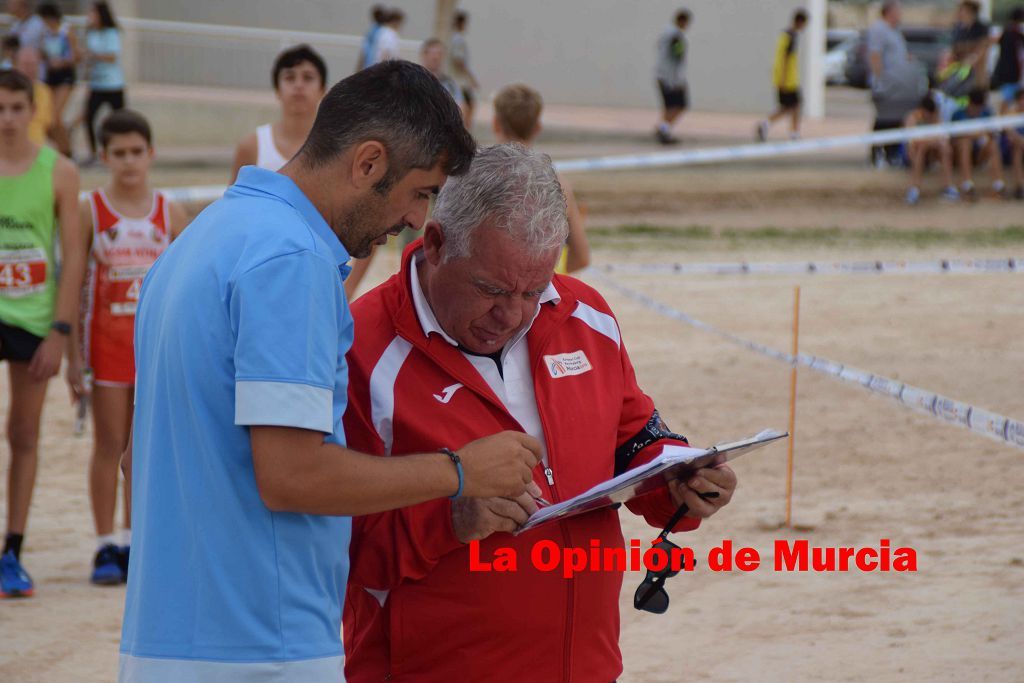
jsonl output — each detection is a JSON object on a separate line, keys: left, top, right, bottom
{"left": 255, "top": 124, "right": 289, "bottom": 171}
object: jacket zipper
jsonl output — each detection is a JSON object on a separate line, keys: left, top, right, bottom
{"left": 531, "top": 346, "right": 573, "bottom": 681}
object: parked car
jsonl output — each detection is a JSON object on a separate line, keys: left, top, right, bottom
{"left": 844, "top": 26, "right": 949, "bottom": 89}
{"left": 826, "top": 29, "right": 860, "bottom": 85}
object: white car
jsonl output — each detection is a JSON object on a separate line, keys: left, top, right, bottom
{"left": 826, "top": 29, "right": 859, "bottom": 85}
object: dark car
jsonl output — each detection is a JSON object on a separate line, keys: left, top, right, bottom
{"left": 844, "top": 26, "right": 949, "bottom": 89}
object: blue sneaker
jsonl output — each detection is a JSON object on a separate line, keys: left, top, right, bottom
{"left": 118, "top": 545, "right": 130, "bottom": 583}
{"left": 905, "top": 187, "right": 920, "bottom": 205}
{"left": 0, "top": 550, "right": 34, "bottom": 598}
{"left": 91, "top": 544, "right": 124, "bottom": 585}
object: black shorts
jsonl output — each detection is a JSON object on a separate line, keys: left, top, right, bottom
{"left": 778, "top": 89, "right": 801, "bottom": 109}
{"left": 45, "top": 67, "right": 76, "bottom": 88}
{"left": 658, "top": 81, "right": 688, "bottom": 110}
{"left": 0, "top": 320, "right": 44, "bottom": 362}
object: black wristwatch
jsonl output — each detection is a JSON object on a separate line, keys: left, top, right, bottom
{"left": 50, "top": 320, "right": 72, "bottom": 336}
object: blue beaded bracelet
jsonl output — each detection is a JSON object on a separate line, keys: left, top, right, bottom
{"left": 439, "top": 447, "right": 463, "bottom": 500}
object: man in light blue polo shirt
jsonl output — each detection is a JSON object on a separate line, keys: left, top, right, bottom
{"left": 119, "top": 61, "right": 541, "bottom": 683}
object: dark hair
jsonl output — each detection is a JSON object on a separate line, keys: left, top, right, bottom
{"left": 919, "top": 94, "right": 937, "bottom": 113}
{"left": 959, "top": 1, "right": 980, "bottom": 17}
{"left": 37, "top": 3, "right": 62, "bottom": 20}
{"left": 675, "top": 9, "right": 691, "bottom": 25}
{"left": 272, "top": 44, "right": 327, "bottom": 90}
{"left": 0, "top": 69, "right": 34, "bottom": 105}
{"left": 371, "top": 4, "right": 387, "bottom": 23}
{"left": 794, "top": 10, "right": 808, "bottom": 24}
{"left": 93, "top": 2, "right": 118, "bottom": 29}
{"left": 968, "top": 87, "right": 987, "bottom": 106}
{"left": 298, "top": 60, "right": 475, "bottom": 192}
{"left": 1010, "top": 8, "right": 1024, "bottom": 23}
{"left": 99, "top": 109, "right": 152, "bottom": 148}
{"left": 454, "top": 11, "right": 468, "bottom": 28}
{"left": 2, "top": 35, "right": 21, "bottom": 52}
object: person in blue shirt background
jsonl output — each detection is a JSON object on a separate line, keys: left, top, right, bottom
{"left": 951, "top": 87, "right": 1006, "bottom": 199}
{"left": 82, "top": 2, "right": 124, "bottom": 163}
{"left": 119, "top": 60, "right": 542, "bottom": 683}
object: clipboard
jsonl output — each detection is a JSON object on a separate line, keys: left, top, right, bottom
{"left": 516, "top": 428, "right": 787, "bottom": 533}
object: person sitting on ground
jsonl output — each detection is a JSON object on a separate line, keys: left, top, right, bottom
{"left": 1000, "top": 87, "right": 1024, "bottom": 200}
{"left": 951, "top": 87, "right": 1006, "bottom": 199}
{"left": 493, "top": 83, "right": 590, "bottom": 273}
{"left": 231, "top": 44, "right": 326, "bottom": 179}
{"left": 904, "top": 94, "right": 959, "bottom": 205}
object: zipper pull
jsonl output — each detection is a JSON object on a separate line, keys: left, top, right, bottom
{"left": 544, "top": 466, "right": 555, "bottom": 486}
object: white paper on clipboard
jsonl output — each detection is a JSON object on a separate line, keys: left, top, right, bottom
{"left": 516, "top": 428, "right": 788, "bottom": 534}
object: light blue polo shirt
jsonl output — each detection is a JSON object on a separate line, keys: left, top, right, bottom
{"left": 120, "top": 167, "right": 354, "bottom": 682}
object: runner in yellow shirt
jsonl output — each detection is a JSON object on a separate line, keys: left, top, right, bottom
{"left": 757, "top": 10, "right": 808, "bottom": 142}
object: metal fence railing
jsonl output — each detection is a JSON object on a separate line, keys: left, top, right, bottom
{"left": 2, "top": 14, "right": 421, "bottom": 89}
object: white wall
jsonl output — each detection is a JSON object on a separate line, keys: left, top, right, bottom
{"left": 134, "top": 0, "right": 811, "bottom": 114}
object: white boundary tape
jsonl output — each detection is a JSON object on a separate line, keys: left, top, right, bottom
{"left": 77, "top": 185, "right": 226, "bottom": 205}
{"left": 599, "top": 257, "right": 1024, "bottom": 276}
{"left": 553, "top": 114, "right": 1024, "bottom": 172}
{"left": 589, "top": 270, "right": 1024, "bottom": 451}
{"left": 112, "top": 113, "right": 1024, "bottom": 206}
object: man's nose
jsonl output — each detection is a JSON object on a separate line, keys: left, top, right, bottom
{"left": 489, "top": 298, "right": 523, "bottom": 330}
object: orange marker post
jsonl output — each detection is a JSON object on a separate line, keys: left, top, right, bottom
{"left": 785, "top": 286, "right": 801, "bottom": 528}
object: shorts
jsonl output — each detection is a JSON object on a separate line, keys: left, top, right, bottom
{"left": 0, "top": 319, "right": 44, "bottom": 362}
{"left": 45, "top": 67, "right": 76, "bottom": 88}
{"left": 1000, "top": 83, "right": 1020, "bottom": 105}
{"left": 1000, "top": 131, "right": 1024, "bottom": 164}
{"left": 658, "top": 81, "right": 688, "bottom": 110}
{"left": 461, "top": 86, "right": 475, "bottom": 108}
{"left": 778, "top": 89, "right": 801, "bottom": 109}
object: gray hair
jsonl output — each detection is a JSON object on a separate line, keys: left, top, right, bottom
{"left": 432, "top": 143, "right": 569, "bottom": 261}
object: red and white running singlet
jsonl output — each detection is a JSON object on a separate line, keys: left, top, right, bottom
{"left": 84, "top": 189, "right": 170, "bottom": 385}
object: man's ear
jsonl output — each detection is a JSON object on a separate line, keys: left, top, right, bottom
{"left": 422, "top": 220, "right": 445, "bottom": 266}
{"left": 350, "top": 140, "right": 389, "bottom": 191}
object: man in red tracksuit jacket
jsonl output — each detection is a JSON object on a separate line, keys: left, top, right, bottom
{"left": 342, "top": 144, "right": 736, "bottom": 682}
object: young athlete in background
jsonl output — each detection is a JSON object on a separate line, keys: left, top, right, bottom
{"left": 493, "top": 83, "right": 590, "bottom": 273}
{"left": 76, "top": 109, "right": 187, "bottom": 584}
{"left": 231, "top": 44, "right": 327, "bottom": 179}
{"left": 0, "top": 69, "right": 87, "bottom": 598}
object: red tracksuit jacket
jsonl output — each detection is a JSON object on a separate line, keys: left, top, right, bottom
{"left": 342, "top": 244, "right": 698, "bottom": 682}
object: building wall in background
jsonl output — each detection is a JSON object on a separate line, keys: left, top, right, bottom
{"left": 127, "top": 0, "right": 811, "bottom": 114}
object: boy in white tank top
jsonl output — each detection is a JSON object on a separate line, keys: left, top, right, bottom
{"left": 231, "top": 45, "right": 327, "bottom": 178}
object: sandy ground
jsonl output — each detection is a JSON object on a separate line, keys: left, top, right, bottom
{"left": 2, "top": 136, "right": 1023, "bottom": 681}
